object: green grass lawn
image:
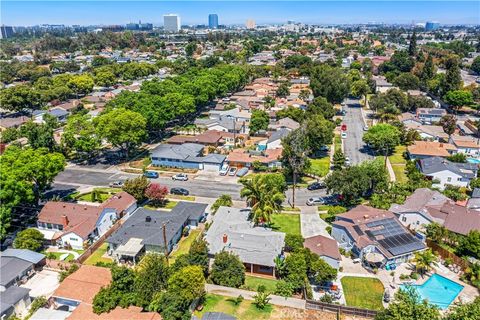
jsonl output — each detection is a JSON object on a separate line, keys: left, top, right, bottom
{"left": 144, "top": 200, "right": 179, "bottom": 211}
{"left": 280, "top": 206, "right": 301, "bottom": 213}
{"left": 335, "top": 134, "right": 342, "bottom": 153}
{"left": 242, "top": 276, "right": 278, "bottom": 293}
{"left": 341, "top": 276, "right": 384, "bottom": 311}
{"left": 170, "top": 229, "right": 201, "bottom": 260}
{"left": 317, "top": 205, "right": 333, "bottom": 213}
{"left": 45, "top": 252, "right": 74, "bottom": 261}
{"left": 167, "top": 194, "right": 196, "bottom": 201}
{"left": 308, "top": 157, "right": 330, "bottom": 177}
{"left": 194, "top": 294, "right": 273, "bottom": 320}
{"left": 269, "top": 213, "right": 301, "bottom": 236}
{"left": 389, "top": 146, "right": 407, "bottom": 183}
{"left": 76, "top": 188, "right": 121, "bottom": 203}
{"left": 392, "top": 165, "right": 408, "bottom": 183}
{"left": 84, "top": 243, "right": 113, "bottom": 266}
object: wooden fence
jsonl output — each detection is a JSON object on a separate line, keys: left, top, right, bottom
{"left": 306, "top": 300, "right": 378, "bottom": 319}
{"left": 75, "top": 219, "right": 124, "bottom": 264}
{"left": 426, "top": 239, "right": 470, "bottom": 271}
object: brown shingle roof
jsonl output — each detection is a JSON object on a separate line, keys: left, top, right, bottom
{"left": 100, "top": 191, "right": 136, "bottom": 214}
{"left": 407, "top": 141, "right": 457, "bottom": 157}
{"left": 304, "top": 235, "right": 341, "bottom": 260}
{"left": 69, "top": 304, "right": 161, "bottom": 320}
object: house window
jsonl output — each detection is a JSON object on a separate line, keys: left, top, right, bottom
{"left": 402, "top": 216, "right": 407, "bottom": 222}
{"left": 70, "top": 237, "right": 76, "bottom": 241}
{"left": 47, "top": 223, "right": 52, "bottom": 229}
{"left": 457, "top": 177, "right": 462, "bottom": 181}
{"left": 447, "top": 177, "right": 452, "bottom": 182}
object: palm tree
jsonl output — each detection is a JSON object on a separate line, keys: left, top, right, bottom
{"left": 414, "top": 249, "right": 438, "bottom": 276}
{"left": 240, "top": 174, "right": 286, "bottom": 224}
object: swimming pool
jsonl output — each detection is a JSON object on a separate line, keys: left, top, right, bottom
{"left": 400, "top": 274, "right": 463, "bottom": 309}
{"left": 467, "top": 158, "right": 480, "bottom": 164}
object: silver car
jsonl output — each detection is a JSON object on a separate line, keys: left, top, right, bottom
{"left": 172, "top": 173, "right": 188, "bottom": 181}
{"left": 306, "top": 197, "right": 325, "bottom": 206}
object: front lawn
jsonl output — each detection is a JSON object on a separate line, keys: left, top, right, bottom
{"left": 84, "top": 243, "right": 113, "bottom": 266}
{"left": 144, "top": 200, "right": 179, "bottom": 211}
{"left": 308, "top": 157, "right": 330, "bottom": 177}
{"left": 341, "top": 276, "right": 384, "bottom": 311}
{"left": 269, "top": 214, "right": 301, "bottom": 236}
{"left": 334, "top": 134, "right": 342, "bottom": 153}
{"left": 242, "top": 276, "right": 278, "bottom": 293}
{"left": 167, "top": 194, "right": 196, "bottom": 201}
{"left": 194, "top": 294, "right": 273, "bottom": 320}
{"left": 170, "top": 229, "right": 201, "bottom": 260}
{"left": 76, "top": 188, "right": 121, "bottom": 203}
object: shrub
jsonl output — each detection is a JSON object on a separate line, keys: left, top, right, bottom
{"left": 210, "top": 251, "right": 245, "bottom": 288}
{"left": 320, "top": 294, "right": 333, "bottom": 303}
{"left": 410, "top": 272, "right": 419, "bottom": 280}
{"left": 275, "top": 280, "right": 294, "bottom": 297}
{"left": 284, "top": 234, "right": 304, "bottom": 252}
{"left": 233, "top": 295, "right": 244, "bottom": 305}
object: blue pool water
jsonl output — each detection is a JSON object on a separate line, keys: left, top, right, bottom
{"left": 467, "top": 158, "right": 480, "bottom": 164}
{"left": 400, "top": 274, "right": 463, "bottom": 309}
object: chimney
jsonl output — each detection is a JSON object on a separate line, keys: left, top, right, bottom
{"left": 62, "top": 215, "right": 69, "bottom": 226}
{"left": 363, "top": 215, "right": 369, "bottom": 219}
{"left": 222, "top": 234, "right": 228, "bottom": 244}
{"left": 439, "top": 143, "right": 444, "bottom": 147}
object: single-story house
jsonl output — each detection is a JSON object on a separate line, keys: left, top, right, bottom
{"left": 29, "top": 308, "right": 70, "bottom": 320}
{"left": 269, "top": 117, "right": 300, "bottom": 131}
{"left": 467, "top": 188, "right": 480, "bottom": 210}
{"left": 36, "top": 192, "right": 136, "bottom": 250}
{"left": 32, "top": 107, "right": 69, "bottom": 124}
{"left": 150, "top": 143, "right": 226, "bottom": 172}
{"left": 209, "top": 107, "right": 251, "bottom": 123}
{"left": 416, "top": 108, "right": 446, "bottom": 124}
{"left": 407, "top": 141, "right": 457, "bottom": 159}
{"left": 257, "top": 128, "right": 290, "bottom": 151}
{"left": 194, "top": 118, "right": 248, "bottom": 134}
{"left": 372, "top": 76, "right": 393, "bottom": 93}
{"left": 417, "top": 156, "right": 478, "bottom": 189}
{"left": 449, "top": 135, "right": 480, "bottom": 158}
{"left": 0, "top": 286, "right": 31, "bottom": 319}
{"left": 424, "top": 202, "right": 480, "bottom": 236}
{"left": 226, "top": 148, "right": 283, "bottom": 169}
{"left": 390, "top": 188, "right": 451, "bottom": 231}
{"left": 304, "top": 235, "right": 342, "bottom": 269}
{"left": 107, "top": 202, "right": 207, "bottom": 263}
{"left": 331, "top": 205, "right": 426, "bottom": 268}
{"left": 0, "top": 115, "right": 30, "bottom": 131}
{"left": 404, "top": 123, "right": 449, "bottom": 141}
{"left": 205, "top": 206, "right": 285, "bottom": 277}
{"left": 0, "top": 249, "right": 45, "bottom": 292}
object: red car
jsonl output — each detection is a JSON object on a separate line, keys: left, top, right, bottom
{"left": 341, "top": 124, "right": 347, "bottom": 131}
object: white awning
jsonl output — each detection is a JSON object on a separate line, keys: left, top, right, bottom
{"left": 115, "top": 238, "right": 144, "bottom": 257}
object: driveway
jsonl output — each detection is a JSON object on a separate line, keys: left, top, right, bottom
{"left": 21, "top": 269, "right": 60, "bottom": 298}
{"left": 300, "top": 206, "right": 332, "bottom": 239}
{"left": 342, "top": 98, "right": 374, "bottom": 165}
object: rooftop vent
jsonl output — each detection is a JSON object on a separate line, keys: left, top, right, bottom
{"left": 146, "top": 216, "right": 152, "bottom": 223}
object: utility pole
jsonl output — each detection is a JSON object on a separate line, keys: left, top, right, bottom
{"left": 162, "top": 222, "right": 169, "bottom": 265}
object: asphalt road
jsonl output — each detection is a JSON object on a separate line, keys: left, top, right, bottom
{"left": 342, "top": 98, "right": 374, "bottom": 165}
{"left": 54, "top": 167, "right": 325, "bottom": 205}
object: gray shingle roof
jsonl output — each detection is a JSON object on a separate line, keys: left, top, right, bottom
{"left": 0, "top": 286, "right": 30, "bottom": 316}
{"left": 202, "top": 153, "right": 226, "bottom": 164}
{"left": 418, "top": 157, "right": 478, "bottom": 179}
{"left": 267, "top": 128, "right": 291, "bottom": 144}
{"left": 151, "top": 143, "right": 204, "bottom": 161}
{"left": 0, "top": 257, "right": 33, "bottom": 286}
{"left": 205, "top": 207, "right": 285, "bottom": 267}
{"left": 1, "top": 249, "right": 45, "bottom": 264}
{"left": 108, "top": 202, "right": 207, "bottom": 248}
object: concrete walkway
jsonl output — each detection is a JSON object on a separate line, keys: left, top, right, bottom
{"left": 205, "top": 284, "right": 306, "bottom": 309}
{"left": 385, "top": 157, "right": 396, "bottom": 182}
{"left": 300, "top": 206, "right": 332, "bottom": 239}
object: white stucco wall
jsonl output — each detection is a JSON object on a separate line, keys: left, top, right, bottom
{"left": 60, "top": 232, "right": 84, "bottom": 250}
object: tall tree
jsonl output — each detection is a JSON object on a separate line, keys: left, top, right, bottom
{"left": 61, "top": 114, "right": 100, "bottom": 158}
{"left": 310, "top": 64, "right": 350, "bottom": 104}
{"left": 363, "top": 124, "right": 401, "bottom": 166}
{"left": 210, "top": 251, "right": 245, "bottom": 288}
{"left": 249, "top": 109, "right": 269, "bottom": 134}
{"left": 408, "top": 31, "right": 417, "bottom": 57}
{"left": 442, "top": 57, "right": 463, "bottom": 94}
{"left": 421, "top": 54, "right": 435, "bottom": 83}
{"left": 444, "top": 90, "right": 474, "bottom": 113}
{"left": 13, "top": 228, "right": 44, "bottom": 251}
{"left": 134, "top": 253, "right": 170, "bottom": 308}
{"left": 414, "top": 249, "right": 438, "bottom": 275}
{"left": 122, "top": 176, "right": 150, "bottom": 201}
{"left": 439, "top": 114, "right": 457, "bottom": 138}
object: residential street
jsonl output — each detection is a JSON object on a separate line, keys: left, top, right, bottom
{"left": 342, "top": 98, "right": 374, "bottom": 165}
{"left": 53, "top": 167, "right": 323, "bottom": 204}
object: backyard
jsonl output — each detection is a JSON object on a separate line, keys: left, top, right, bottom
{"left": 170, "top": 229, "right": 201, "bottom": 261}
{"left": 83, "top": 243, "right": 113, "bottom": 266}
{"left": 194, "top": 294, "right": 274, "bottom": 320}
{"left": 341, "top": 276, "right": 384, "bottom": 310}
{"left": 241, "top": 275, "right": 278, "bottom": 293}
{"left": 388, "top": 146, "right": 407, "bottom": 183}
{"left": 269, "top": 214, "right": 301, "bottom": 236}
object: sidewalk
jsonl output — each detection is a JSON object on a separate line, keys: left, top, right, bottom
{"left": 205, "top": 283, "right": 306, "bottom": 309}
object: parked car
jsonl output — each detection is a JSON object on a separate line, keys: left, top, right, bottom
{"left": 228, "top": 167, "right": 238, "bottom": 176}
{"left": 219, "top": 164, "right": 229, "bottom": 176}
{"left": 144, "top": 171, "right": 159, "bottom": 179}
{"left": 345, "top": 157, "right": 351, "bottom": 166}
{"left": 363, "top": 125, "right": 369, "bottom": 131}
{"left": 341, "top": 132, "right": 347, "bottom": 139}
{"left": 109, "top": 181, "right": 124, "bottom": 188}
{"left": 341, "top": 124, "right": 347, "bottom": 131}
{"left": 236, "top": 167, "right": 249, "bottom": 177}
{"left": 340, "top": 110, "right": 346, "bottom": 116}
{"left": 307, "top": 181, "right": 326, "bottom": 190}
{"left": 170, "top": 187, "right": 189, "bottom": 196}
{"left": 319, "top": 145, "right": 330, "bottom": 152}
{"left": 306, "top": 197, "right": 325, "bottom": 206}
{"left": 172, "top": 173, "right": 188, "bottom": 181}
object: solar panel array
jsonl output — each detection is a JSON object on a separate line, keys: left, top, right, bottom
{"left": 378, "top": 233, "right": 425, "bottom": 256}
{"left": 353, "top": 225, "right": 364, "bottom": 236}
{"left": 366, "top": 218, "right": 405, "bottom": 237}
{"left": 366, "top": 218, "right": 425, "bottom": 256}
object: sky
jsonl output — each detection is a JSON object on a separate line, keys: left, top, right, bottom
{"left": 1, "top": 1, "right": 479, "bottom": 26}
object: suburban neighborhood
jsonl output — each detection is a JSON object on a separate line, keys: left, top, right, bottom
{"left": 1, "top": 2, "right": 480, "bottom": 320}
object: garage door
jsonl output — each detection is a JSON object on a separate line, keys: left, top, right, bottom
{"left": 203, "top": 163, "right": 220, "bottom": 172}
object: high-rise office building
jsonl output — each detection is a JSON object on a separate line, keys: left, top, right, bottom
{"left": 246, "top": 19, "right": 256, "bottom": 29}
{"left": 0, "top": 25, "right": 14, "bottom": 39}
{"left": 208, "top": 14, "right": 219, "bottom": 29}
{"left": 164, "top": 14, "right": 180, "bottom": 32}
{"left": 425, "top": 21, "right": 440, "bottom": 31}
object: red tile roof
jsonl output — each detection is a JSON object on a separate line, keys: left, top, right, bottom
{"left": 69, "top": 304, "right": 161, "bottom": 320}
{"left": 304, "top": 235, "right": 341, "bottom": 260}
{"left": 100, "top": 192, "right": 136, "bottom": 214}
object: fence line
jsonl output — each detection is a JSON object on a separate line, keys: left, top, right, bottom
{"left": 305, "top": 300, "right": 378, "bottom": 319}
{"left": 426, "top": 239, "right": 470, "bottom": 271}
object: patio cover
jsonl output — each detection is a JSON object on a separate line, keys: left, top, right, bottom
{"left": 115, "top": 238, "right": 144, "bottom": 257}
{"left": 365, "top": 252, "right": 385, "bottom": 264}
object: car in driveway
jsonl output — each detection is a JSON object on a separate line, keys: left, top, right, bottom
{"left": 172, "top": 173, "right": 188, "bottom": 181}
{"left": 306, "top": 197, "right": 326, "bottom": 206}
{"left": 307, "top": 181, "right": 326, "bottom": 190}
{"left": 109, "top": 181, "right": 124, "bottom": 188}
{"left": 363, "top": 125, "right": 369, "bottom": 131}
{"left": 219, "top": 164, "right": 229, "bottom": 176}
{"left": 341, "top": 132, "right": 347, "bottom": 139}
{"left": 144, "top": 171, "right": 159, "bottom": 179}
{"left": 236, "top": 167, "right": 249, "bottom": 177}
{"left": 228, "top": 167, "right": 238, "bottom": 176}
{"left": 345, "top": 157, "right": 351, "bottom": 166}
{"left": 170, "top": 187, "right": 189, "bottom": 196}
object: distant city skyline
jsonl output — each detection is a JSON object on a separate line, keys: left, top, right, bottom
{"left": 1, "top": 1, "right": 479, "bottom": 26}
